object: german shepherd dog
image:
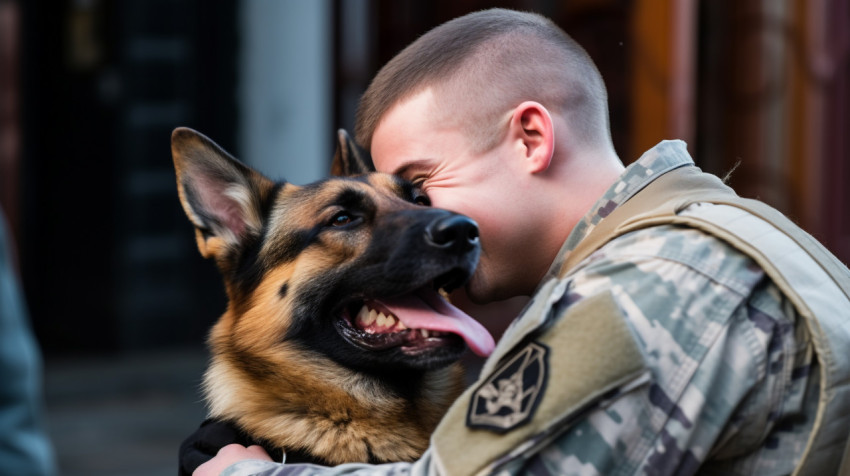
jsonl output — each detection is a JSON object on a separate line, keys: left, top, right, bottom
{"left": 172, "top": 128, "right": 494, "bottom": 465}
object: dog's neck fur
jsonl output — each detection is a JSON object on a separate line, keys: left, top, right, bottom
{"left": 202, "top": 336, "right": 465, "bottom": 464}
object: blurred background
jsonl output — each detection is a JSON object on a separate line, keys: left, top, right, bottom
{"left": 0, "top": 0, "right": 848, "bottom": 474}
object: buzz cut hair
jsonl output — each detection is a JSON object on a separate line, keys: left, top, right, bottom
{"left": 355, "top": 8, "right": 613, "bottom": 154}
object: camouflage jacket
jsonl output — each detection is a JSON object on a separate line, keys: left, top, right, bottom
{"left": 222, "top": 141, "right": 823, "bottom": 476}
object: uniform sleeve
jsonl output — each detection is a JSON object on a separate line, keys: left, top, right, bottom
{"left": 220, "top": 447, "right": 437, "bottom": 476}
{"left": 495, "top": 226, "right": 812, "bottom": 475}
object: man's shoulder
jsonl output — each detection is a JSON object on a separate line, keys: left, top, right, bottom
{"left": 551, "top": 222, "right": 778, "bottom": 402}
{"left": 579, "top": 222, "right": 766, "bottom": 296}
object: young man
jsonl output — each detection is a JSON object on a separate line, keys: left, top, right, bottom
{"left": 191, "top": 8, "right": 850, "bottom": 475}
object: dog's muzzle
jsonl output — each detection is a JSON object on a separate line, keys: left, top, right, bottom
{"left": 425, "top": 215, "right": 479, "bottom": 254}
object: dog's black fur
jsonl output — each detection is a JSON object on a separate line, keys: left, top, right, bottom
{"left": 173, "top": 128, "right": 481, "bottom": 468}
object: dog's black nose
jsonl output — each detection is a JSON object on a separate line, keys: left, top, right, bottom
{"left": 425, "top": 214, "right": 479, "bottom": 253}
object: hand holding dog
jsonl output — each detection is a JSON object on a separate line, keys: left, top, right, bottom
{"left": 193, "top": 444, "right": 272, "bottom": 476}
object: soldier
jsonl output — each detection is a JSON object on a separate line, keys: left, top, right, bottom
{"left": 190, "top": 8, "right": 850, "bottom": 476}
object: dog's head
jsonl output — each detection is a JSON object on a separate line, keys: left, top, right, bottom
{"left": 171, "top": 128, "right": 494, "bottom": 378}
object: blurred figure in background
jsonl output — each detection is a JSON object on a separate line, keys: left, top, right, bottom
{"left": 0, "top": 207, "right": 56, "bottom": 476}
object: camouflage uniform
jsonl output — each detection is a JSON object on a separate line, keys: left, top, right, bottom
{"left": 221, "top": 141, "right": 830, "bottom": 476}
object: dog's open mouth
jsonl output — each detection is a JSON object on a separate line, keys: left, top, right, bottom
{"left": 337, "top": 287, "right": 495, "bottom": 358}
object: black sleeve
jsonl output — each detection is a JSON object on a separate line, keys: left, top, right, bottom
{"left": 178, "top": 418, "right": 284, "bottom": 476}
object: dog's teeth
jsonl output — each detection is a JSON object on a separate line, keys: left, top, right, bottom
{"left": 357, "top": 306, "right": 375, "bottom": 327}
{"left": 385, "top": 313, "right": 399, "bottom": 328}
{"left": 420, "top": 329, "right": 430, "bottom": 338}
{"left": 377, "top": 312, "right": 400, "bottom": 329}
{"left": 355, "top": 304, "right": 404, "bottom": 332}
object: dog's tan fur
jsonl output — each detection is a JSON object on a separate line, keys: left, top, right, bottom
{"left": 173, "top": 128, "right": 467, "bottom": 464}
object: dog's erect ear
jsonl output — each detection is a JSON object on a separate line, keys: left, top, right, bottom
{"left": 330, "top": 129, "right": 374, "bottom": 177}
{"left": 171, "top": 127, "right": 276, "bottom": 260}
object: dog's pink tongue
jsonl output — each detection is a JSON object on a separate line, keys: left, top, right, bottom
{"left": 375, "top": 291, "right": 495, "bottom": 357}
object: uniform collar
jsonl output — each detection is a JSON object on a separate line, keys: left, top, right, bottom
{"left": 543, "top": 140, "right": 695, "bottom": 282}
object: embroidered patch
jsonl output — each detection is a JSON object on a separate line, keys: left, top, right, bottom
{"left": 467, "top": 342, "right": 549, "bottom": 433}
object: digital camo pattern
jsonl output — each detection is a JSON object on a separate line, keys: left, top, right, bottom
{"left": 490, "top": 223, "right": 817, "bottom": 475}
{"left": 548, "top": 140, "right": 691, "bottom": 283}
{"left": 225, "top": 141, "right": 817, "bottom": 475}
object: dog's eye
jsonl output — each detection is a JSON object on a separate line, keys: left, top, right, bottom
{"left": 329, "top": 211, "right": 354, "bottom": 227}
{"left": 413, "top": 192, "right": 431, "bottom": 207}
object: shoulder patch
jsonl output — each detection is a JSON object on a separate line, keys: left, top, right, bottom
{"left": 467, "top": 342, "right": 549, "bottom": 433}
{"left": 432, "top": 289, "right": 650, "bottom": 476}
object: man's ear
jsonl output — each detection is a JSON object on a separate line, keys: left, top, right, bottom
{"left": 508, "top": 101, "right": 555, "bottom": 174}
{"left": 171, "top": 127, "right": 276, "bottom": 260}
{"left": 330, "top": 129, "right": 374, "bottom": 176}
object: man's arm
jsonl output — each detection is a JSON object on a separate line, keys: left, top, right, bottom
{"left": 199, "top": 445, "right": 428, "bottom": 476}
{"left": 489, "top": 225, "right": 812, "bottom": 475}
